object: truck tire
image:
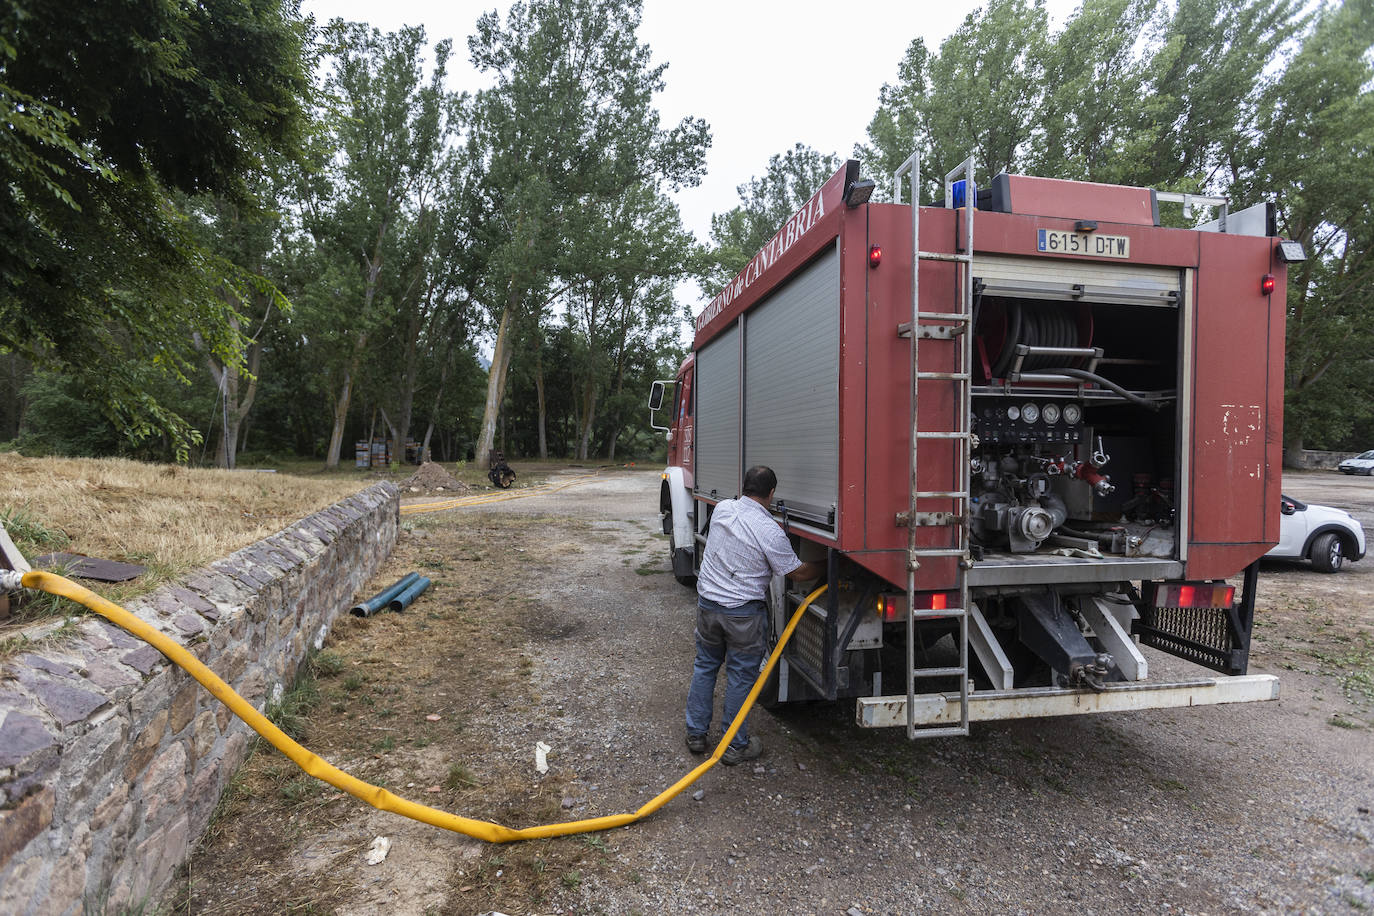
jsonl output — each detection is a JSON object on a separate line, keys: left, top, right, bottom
{"left": 666, "top": 507, "right": 697, "bottom": 587}
{"left": 1310, "top": 532, "right": 1344, "bottom": 573}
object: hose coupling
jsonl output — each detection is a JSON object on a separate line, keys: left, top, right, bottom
{"left": 0, "top": 569, "right": 26, "bottom": 591}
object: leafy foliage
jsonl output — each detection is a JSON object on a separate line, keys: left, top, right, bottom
{"left": 855, "top": 0, "right": 1373, "bottom": 452}
{"left": 703, "top": 144, "right": 841, "bottom": 295}
{"left": 8, "top": 0, "right": 1371, "bottom": 462}
{"left": 461, "top": 0, "right": 709, "bottom": 459}
{"left": 0, "top": 0, "right": 311, "bottom": 459}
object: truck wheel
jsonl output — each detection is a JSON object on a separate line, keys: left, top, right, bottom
{"left": 756, "top": 664, "right": 782, "bottom": 710}
{"left": 1310, "top": 532, "right": 1344, "bottom": 573}
{"left": 666, "top": 508, "right": 697, "bottom": 587}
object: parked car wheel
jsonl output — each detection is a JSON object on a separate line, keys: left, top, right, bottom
{"left": 1267, "top": 495, "right": 1365, "bottom": 572}
{"left": 1310, "top": 531, "right": 1344, "bottom": 573}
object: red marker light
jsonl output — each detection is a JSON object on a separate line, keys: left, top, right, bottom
{"left": 869, "top": 245, "right": 882, "bottom": 269}
{"left": 1261, "top": 273, "right": 1275, "bottom": 295}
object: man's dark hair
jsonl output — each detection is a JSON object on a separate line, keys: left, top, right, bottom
{"left": 742, "top": 465, "right": 777, "bottom": 498}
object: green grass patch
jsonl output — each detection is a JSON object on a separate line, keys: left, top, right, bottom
{"left": 1310, "top": 631, "right": 1374, "bottom": 704}
{"left": 265, "top": 657, "right": 324, "bottom": 742}
{"left": 279, "top": 776, "right": 323, "bottom": 805}
{"left": 0, "top": 503, "right": 71, "bottom": 553}
{"left": 445, "top": 763, "right": 479, "bottom": 789}
{"left": 308, "top": 650, "right": 345, "bottom": 678}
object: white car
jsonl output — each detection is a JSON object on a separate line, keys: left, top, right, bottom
{"left": 1268, "top": 495, "right": 1366, "bottom": 573}
{"left": 1338, "top": 449, "right": 1374, "bottom": 475}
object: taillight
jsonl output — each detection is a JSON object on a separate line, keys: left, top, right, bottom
{"left": 1261, "top": 273, "right": 1275, "bottom": 295}
{"left": 877, "top": 591, "right": 953, "bottom": 621}
{"left": 869, "top": 245, "right": 882, "bottom": 269}
{"left": 1155, "top": 582, "right": 1235, "bottom": 609}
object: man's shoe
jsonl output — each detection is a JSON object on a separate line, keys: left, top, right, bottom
{"left": 720, "top": 736, "right": 763, "bottom": 766}
{"left": 686, "top": 732, "right": 708, "bottom": 755}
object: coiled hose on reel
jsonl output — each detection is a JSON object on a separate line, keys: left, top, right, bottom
{"left": 985, "top": 301, "right": 1160, "bottom": 410}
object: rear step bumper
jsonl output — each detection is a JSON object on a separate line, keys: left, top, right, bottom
{"left": 856, "top": 674, "right": 1279, "bottom": 728}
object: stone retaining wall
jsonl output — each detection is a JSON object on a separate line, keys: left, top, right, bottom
{"left": 0, "top": 482, "right": 399, "bottom": 914}
{"left": 1285, "top": 449, "right": 1361, "bottom": 470}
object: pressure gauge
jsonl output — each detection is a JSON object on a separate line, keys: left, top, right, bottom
{"left": 1063, "top": 403, "right": 1083, "bottom": 425}
{"left": 1021, "top": 402, "right": 1040, "bottom": 424}
{"left": 1042, "top": 403, "right": 1061, "bottom": 425}
{"left": 1006, "top": 405, "right": 1020, "bottom": 421}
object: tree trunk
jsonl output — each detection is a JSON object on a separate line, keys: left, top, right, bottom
{"left": 201, "top": 324, "right": 262, "bottom": 471}
{"left": 396, "top": 283, "right": 428, "bottom": 448}
{"left": 419, "top": 341, "right": 453, "bottom": 465}
{"left": 476, "top": 306, "right": 515, "bottom": 459}
{"left": 327, "top": 220, "right": 388, "bottom": 468}
{"left": 379, "top": 406, "right": 401, "bottom": 466}
{"left": 534, "top": 341, "right": 548, "bottom": 459}
{"left": 577, "top": 381, "right": 597, "bottom": 461}
{"left": 324, "top": 368, "right": 354, "bottom": 469}
{"left": 325, "top": 332, "right": 369, "bottom": 468}
{"left": 1283, "top": 432, "right": 1305, "bottom": 468}
{"left": 604, "top": 292, "right": 632, "bottom": 462}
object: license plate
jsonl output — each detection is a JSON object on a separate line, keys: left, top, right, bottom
{"left": 1037, "top": 229, "right": 1130, "bottom": 258}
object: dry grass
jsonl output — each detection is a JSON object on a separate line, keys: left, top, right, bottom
{"left": 0, "top": 453, "right": 369, "bottom": 636}
{"left": 0, "top": 453, "right": 369, "bottom": 568}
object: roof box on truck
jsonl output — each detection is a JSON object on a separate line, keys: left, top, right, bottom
{"left": 954, "top": 173, "right": 1160, "bottom": 227}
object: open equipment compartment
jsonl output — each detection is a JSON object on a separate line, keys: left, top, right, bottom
{"left": 967, "top": 262, "right": 1187, "bottom": 584}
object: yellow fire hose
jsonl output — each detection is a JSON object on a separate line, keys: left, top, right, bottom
{"left": 9, "top": 568, "right": 825, "bottom": 843}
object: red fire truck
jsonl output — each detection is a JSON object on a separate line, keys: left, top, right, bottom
{"left": 650, "top": 154, "right": 1304, "bottom": 737}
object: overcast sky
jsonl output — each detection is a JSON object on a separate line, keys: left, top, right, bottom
{"left": 300, "top": 0, "right": 1082, "bottom": 247}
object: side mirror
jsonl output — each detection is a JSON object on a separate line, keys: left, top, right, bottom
{"left": 648, "top": 381, "right": 665, "bottom": 411}
{"left": 1280, "top": 499, "right": 1296, "bottom": 516}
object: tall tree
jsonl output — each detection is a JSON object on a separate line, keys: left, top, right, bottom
{"left": 562, "top": 186, "right": 692, "bottom": 459}
{"left": 1235, "top": 0, "right": 1374, "bottom": 452}
{"left": 462, "top": 0, "right": 709, "bottom": 461}
{"left": 863, "top": 0, "right": 1049, "bottom": 202}
{"left": 299, "top": 22, "right": 462, "bottom": 467}
{"left": 862, "top": 0, "right": 1295, "bottom": 198}
{"left": 187, "top": 168, "right": 295, "bottom": 468}
{"left": 704, "top": 144, "right": 841, "bottom": 295}
{"left": 0, "top": 0, "right": 309, "bottom": 457}
{"left": 1029, "top": 0, "right": 1160, "bottom": 184}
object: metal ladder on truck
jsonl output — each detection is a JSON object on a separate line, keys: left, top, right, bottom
{"left": 892, "top": 150, "right": 975, "bottom": 739}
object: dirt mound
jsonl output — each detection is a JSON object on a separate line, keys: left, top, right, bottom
{"left": 401, "top": 461, "right": 468, "bottom": 495}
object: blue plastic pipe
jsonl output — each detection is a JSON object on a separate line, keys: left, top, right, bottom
{"left": 351, "top": 573, "right": 420, "bottom": 617}
{"left": 388, "top": 575, "right": 431, "bottom": 613}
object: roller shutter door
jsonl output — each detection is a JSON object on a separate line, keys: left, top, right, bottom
{"left": 694, "top": 322, "right": 741, "bottom": 499}
{"left": 743, "top": 245, "right": 840, "bottom": 525}
{"left": 976, "top": 255, "right": 1181, "bottom": 306}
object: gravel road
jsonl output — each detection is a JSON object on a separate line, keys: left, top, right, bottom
{"left": 173, "top": 467, "right": 1374, "bottom": 915}
{"left": 455, "top": 468, "right": 1374, "bottom": 914}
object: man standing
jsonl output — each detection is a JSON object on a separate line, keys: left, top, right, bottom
{"left": 685, "top": 466, "right": 824, "bottom": 765}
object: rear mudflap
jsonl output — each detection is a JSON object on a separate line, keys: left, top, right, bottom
{"left": 1134, "top": 561, "right": 1258, "bottom": 675}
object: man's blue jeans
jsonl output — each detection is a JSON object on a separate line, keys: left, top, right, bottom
{"left": 686, "top": 597, "right": 767, "bottom": 750}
